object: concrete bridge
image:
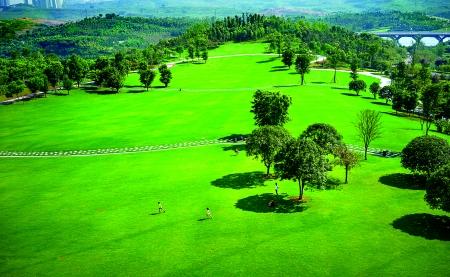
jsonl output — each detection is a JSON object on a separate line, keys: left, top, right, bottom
{"left": 373, "top": 32, "right": 450, "bottom": 44}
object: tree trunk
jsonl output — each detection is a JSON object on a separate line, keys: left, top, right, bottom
{"left": 266, "top": 164, "right": 270, "bottom": 177}
{"left": 298, "top": 179, "right": 304, "bottom": 200}
{"left": 425, "top": 121, "right": 432, "bottom": 136}
{"left": 345, "top": 165, "right": 349, "bottom": 184}
{"left": 301, "top": 74, "right": 304, "bottom": 85}
{"left": 364, "top": 146, "right": 368, "bottom": 160}
{"left": 333, "top": 68, "right": 337, "bottom": 83}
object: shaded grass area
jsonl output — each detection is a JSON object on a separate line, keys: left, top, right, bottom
{"left": 379, "top": 173, "right": 426, "bottom": 190}
{"left": 235, "top": 193, "right": 307, "bottom": 213}
{"left": 211, "top": 171, "right": 266, "bottom": 189}
{"left": 392, "top": 213, "right": 450, "bottom": 241}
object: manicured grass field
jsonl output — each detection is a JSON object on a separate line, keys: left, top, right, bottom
{"left": 1, "top": 43, "right": 449, "bottom": 276}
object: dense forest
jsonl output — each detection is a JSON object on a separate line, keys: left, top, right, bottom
{"left": 0, "top": 15, "right": 194, "bottom": 57}
{"left": 323, "top": 11, "right": 450, "bottom": 32}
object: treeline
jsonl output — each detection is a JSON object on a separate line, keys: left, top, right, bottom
{"left": 322, "top": 11, "right": 450, "bottom": 32}
{"left": 0, "top": 46, "right": 179, "bottom": 100}
{"left": 364, "top": 61, "right": 450, "bottom": 136}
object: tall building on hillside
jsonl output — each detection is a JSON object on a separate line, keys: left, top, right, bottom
{"left": 32, "top": 0, "right": 63, "bottom": 8}
{"left": 0, "top": 0, "right": 10, "bottom": 7}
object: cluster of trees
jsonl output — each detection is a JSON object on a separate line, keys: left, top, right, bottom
{"left": 401, "top": 136, "right": 450, "bottom": 212}
{"left": 0, "top": 51, "right": 83, "bottom": 99}
{"left": 323, "top": 11, "right": 450, "bottom": 32}
{"left": 247, "top": 90, "right": 383, "bottom": 199}
{"left": 382, "top": 62, "right": 450, "bottom": 135}
{"left": 0, "top": 43, "right": 177, "bottom": 98}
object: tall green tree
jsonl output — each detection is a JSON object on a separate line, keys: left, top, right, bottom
{"left": 349, "top": 79, "right": 366, "bottom": 96}
{"left": 67, "top": 55, "right": 88, "bottom": 87}
{"left": 159, "top": 64, "right": 172, "bottom": 88}
{"left": 44, "top": 61, "right": 64, "bottom": 93}
{"left": 62, "top": 75, "right": 73, "bottom": 95}
{"left": 350, "top": 59, "right": 359, "bottom": 81}
{"left": 421, "top": 84, "right": 442, "bottom": 136}
{"left": 369, "top": 82, "right": 380, "bottom": 99}
{"left": 8, "top": 80, "right": 25, "bottom": 98}
{"left": 356, "top": 110, "right": 382, "bottom": 160}
{"left": 275, "top": 138, "right": 328, "bottom": 200}
{"left": 139, "top": 69, "right": 156, "bottom": 91}
{"left": 103, "top": 67, "right": 124, "bottom": 93}
{"left": 425, "top": 163, "right": 450, "bottom": 212}
{"left": 334, "top": 144, "right": 360, "bottom": 184}
{"left": 379, "top": 85, "right": 393, "bottom": 104}
{"left": 246, "top": 126, "right": 292, "bottom": 176}
{"left": 201, "top": 50, "right": 208, "bottom": 63}
{"left": 401, "top": 136, "right": 450, "bottom": 177}
{"left": 295, "top": 54, "right": 311, "bottom": 85}
{"left": 250, "top": 90, "right": 292, "bottom": 126}
{"left": 326, "top": 45, "right": 346, "bottom": 83}
{"left": 300, "top": 123, "right": 343, "bottom": 155}
{"left": 281, "top": 49, "right": 294, "bottom": 69}
{"left": 25, "top": 75, "right": 46, "bottom": 94}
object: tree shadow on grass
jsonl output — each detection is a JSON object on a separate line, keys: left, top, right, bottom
{"left": 311, "top": 81, "right": 326, "bottom": 84}
{"left": 127, "top": 90, "right": 146, "bottom": 94}
{"left": 381, "top": 111, "right": 407, "bottom": 118}
{"left": 331, "top": 86, "right": 347, "bottom": 90}
{"left": 270, "top": 68, "right": 289, "bottom": 72}
{"left": 371, "top": 101, "right": 390, "bottom": 106}
{"left": 256, "top": 57, "right": 279, "bottom": 63}
{"left": 362, "top": 96, "right": 374, "bottom": 100}
{"left": 222, "top": 144, "right": 246, "bottom": 153}
{"left": 85, "top": 89, "right": 117, "bottom": 95}
{"left": 392, "top": 213, "right": 450, "bottom": 241}
{"left": 273, "top": 84, "right": 299, "bottom": 88}
{"left": 379, "top": 173, "right": 425, "bottom": 190}
{"left": 211, "top": 172, "right": 266, "bottom": 189}
{"left": 341, "top": 92, "right": 358, "bottom": 97}
{"left": 235, "top": 193, "right": 307, "bottom": 213}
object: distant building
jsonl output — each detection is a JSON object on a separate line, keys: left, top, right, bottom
{"left": 0, "top": 0, "right": 10, "bottom": 7}
{"left": 32, "top": 0, "right": 64, "bottom": 8}
{"left": 1, "top": 0, "right": 63, "bottom": 8}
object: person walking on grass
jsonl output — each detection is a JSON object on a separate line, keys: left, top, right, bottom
{"left": 275, "top": 183, "right": 279, "bottom": 195}
{"left": 158, "top": 202, "right": 165, "bottom": 213}
{"left": 206, "top": 208, "right": 213, "bottom": 219}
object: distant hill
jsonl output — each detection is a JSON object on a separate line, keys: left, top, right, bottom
{"left": 0, "top": 15, "right": 194, "bottom": 57}
{"left": 2, "top": 0, "right": 450, "bottom": 20}
{"left": 62, "top": 0, "right": 449, "bottom": 18}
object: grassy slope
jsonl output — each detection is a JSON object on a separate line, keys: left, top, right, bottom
{"left": 0, "top": 42, "right": 449, "bottom": 276}
{"left": 0, "top": 43, "right": 443, "bottom": 152}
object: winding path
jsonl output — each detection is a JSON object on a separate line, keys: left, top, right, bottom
{"left": 0, "top": 138, "right": 399, "bottom": 159}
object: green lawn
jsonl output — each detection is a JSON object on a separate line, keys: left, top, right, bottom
{"left": 1, "top": 42, "right": 449, "bottom": 276}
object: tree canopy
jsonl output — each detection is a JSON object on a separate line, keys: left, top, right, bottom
{"left": 246, "top": 126, "right": 292, "bottom": 176}
{"left": 275, "top": 138, "right": 328, "bottom": 200}
{"left": 401, "top": 136, "right": 450, "bottom": 177}
{"left": 250, "top": 90, "right": 292, "bottom": 126}
{"left": 425, "top": 163, "right": 450, "bottom": 212}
